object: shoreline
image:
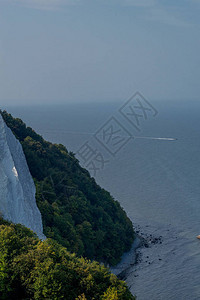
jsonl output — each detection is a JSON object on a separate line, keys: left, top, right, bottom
{"left": 110, "top": 234, "right": 144, "bottom": 278}
{"left": 110, "top": 228, "right": 163, "bottom": 280}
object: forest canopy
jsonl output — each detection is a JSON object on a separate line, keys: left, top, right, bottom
{"left": 1, "top": 110, "right": 135, "bottom": 266}
{"left": 0, "top": 218, "right": 135, "bottom": 300}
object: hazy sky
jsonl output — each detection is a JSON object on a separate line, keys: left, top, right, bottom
{"left": 0, "top": 0, "right": 200, "bottom": 105}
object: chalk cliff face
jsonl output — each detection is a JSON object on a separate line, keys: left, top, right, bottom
{"left": 0, "top": 114, "right": 44, "bottom": 239}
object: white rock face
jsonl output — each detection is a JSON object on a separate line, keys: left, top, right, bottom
{"left": 0, "top": 114, "right": 45, "bottom": 239}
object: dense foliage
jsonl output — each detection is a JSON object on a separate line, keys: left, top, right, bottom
{"left": 0, "top": 218, "right": 135, "bottom": 300}
{"left": 1, "top": 110, "right": 134, "bottom": 265}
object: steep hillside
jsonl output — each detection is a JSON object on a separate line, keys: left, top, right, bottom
{"left": 1, "top": 110, "right": 135, "bottom": 265}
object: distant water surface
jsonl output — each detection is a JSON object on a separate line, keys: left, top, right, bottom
{"left": 5, "top": 100, "right": 200, "bottom": 300}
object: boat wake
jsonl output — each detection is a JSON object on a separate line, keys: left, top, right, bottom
{"left": 134, "top": 136, "right": 177, "bottom": 141}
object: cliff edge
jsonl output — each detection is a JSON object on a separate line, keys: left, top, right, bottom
{"left": 0, "top": 114, "right": 44, "bottom": 239}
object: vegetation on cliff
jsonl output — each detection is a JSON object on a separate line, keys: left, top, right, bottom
{"left": 1, "top": 110, "right": 134, "bottom": 266}
{"left": 0, "top": 218, "right": 135, "bottom": 300}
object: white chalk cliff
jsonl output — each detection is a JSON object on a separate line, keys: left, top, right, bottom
{"left": 0, "top": 114, "right": 44, "bottom": 239}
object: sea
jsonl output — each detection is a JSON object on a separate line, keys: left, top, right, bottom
{"left": 5, "top": 98, "right": 200, "bottom": 300}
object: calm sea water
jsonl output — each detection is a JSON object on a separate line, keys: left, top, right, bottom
{"left": 5, "top": 99, "right": 200, "bottom": 300}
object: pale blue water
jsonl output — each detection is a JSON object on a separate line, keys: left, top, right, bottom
{"left": 5, "top": 100, "right": 200, "bottom": 300}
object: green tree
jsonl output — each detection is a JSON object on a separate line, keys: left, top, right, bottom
{"left": 0, "top": 219, "right": 135, "bottom": 300}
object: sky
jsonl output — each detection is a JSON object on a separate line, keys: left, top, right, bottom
{"left": 0, "top": 0, "right": 200, "bottom": 105}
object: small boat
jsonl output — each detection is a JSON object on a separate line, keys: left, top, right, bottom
{"left": 196, "top": 235, "right": 200, "bottom": 239}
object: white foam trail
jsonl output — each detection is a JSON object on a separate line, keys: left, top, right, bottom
{"left": 134, "top": 136, "right": 177, "bottom": 141}
{"left": 41, "top": 130, "right": 177, "bottom": 141}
